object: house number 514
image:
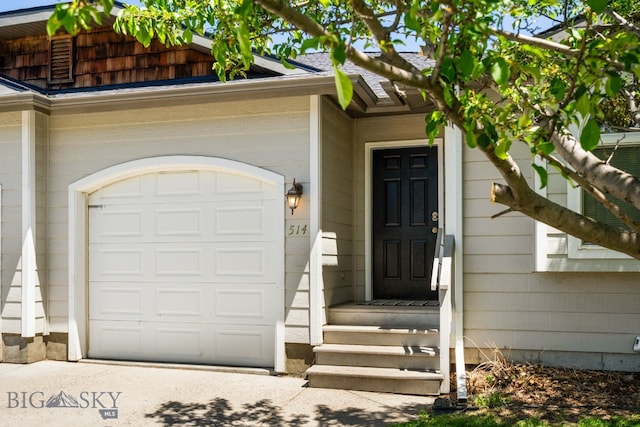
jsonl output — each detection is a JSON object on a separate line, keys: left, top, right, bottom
{"left": 288, "top": 224, "right": 308, "bottom": 236}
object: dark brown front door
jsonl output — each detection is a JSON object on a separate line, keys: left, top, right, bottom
{"left": 372, "top": 146, "right": 438, "bottom": 300}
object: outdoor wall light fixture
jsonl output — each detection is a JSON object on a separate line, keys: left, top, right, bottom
{"left": 287, "top": 179, "right": 303, "bottom": 215}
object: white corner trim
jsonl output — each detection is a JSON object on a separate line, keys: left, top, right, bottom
{"left": 21, "top": 110, "right": 36, "bottom": 338}
{"left": 0, "top": 184, "right": 2, "bottom": 334}
{"left": 309, "top": 95, "right": 324, "bottom": 346}
{"left": 444, "top": 123, "right": 466, "bottom": 400}
{"left": 68, "top": 155, "right": 285, "bottom": 368}
{"left": 533, "top": 157, "right": 551, "bottom": 271}
{"left": 363, "top": 138, "right": 444, "bottom": 301}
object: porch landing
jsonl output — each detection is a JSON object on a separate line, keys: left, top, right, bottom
{"left": 306, "top": 301, "right": 444, "bottom": 396}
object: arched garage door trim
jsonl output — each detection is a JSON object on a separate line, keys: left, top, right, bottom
{"left": 68, "top": 156, "right": 285, "bottom": 371}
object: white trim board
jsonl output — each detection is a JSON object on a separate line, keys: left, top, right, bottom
{"left": 68, "top": 155, "right": 286, "bottom": 372}
{"left": 21, "top": 109, "right": 36, "bottom": 338}
{"left": 309, "top": 95, "right": 324, "bottom": 346}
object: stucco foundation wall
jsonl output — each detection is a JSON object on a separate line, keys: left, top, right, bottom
{"left": 462, "top": 142, "right": 640, "bottom": 371}
{"left": 46, "top": 95, "right": 312, "bottom": 344}
{"left": 321, "top": 98, "right": 354, "bottom": 307}
{"left": 0, "top": 111, "right": 23, "bottom": 334}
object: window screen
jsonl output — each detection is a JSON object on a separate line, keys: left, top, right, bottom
{"left": 582, "top": 145, "right": 640, "bottom": 233}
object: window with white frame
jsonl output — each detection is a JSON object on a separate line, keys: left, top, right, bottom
{"left": 567, "top": 132, "right": 640, "bottom": 259}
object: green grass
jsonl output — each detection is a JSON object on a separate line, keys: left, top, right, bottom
{"left": 393, "top": 413, "right": 640, "bottom": 427}
{"left": 473, "top": 391, "right": 510, "bottom": 408}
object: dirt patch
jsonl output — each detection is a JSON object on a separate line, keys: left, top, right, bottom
{"left": 452, "top": 352, "right": 640, "bottom": 424}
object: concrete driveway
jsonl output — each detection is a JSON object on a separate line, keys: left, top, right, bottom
{"left": 0, "top": 360, "right": 435, "bottom": 426}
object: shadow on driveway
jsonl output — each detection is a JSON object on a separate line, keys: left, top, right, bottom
{"left": 145, "top": 397, "right": 427, "bottom": 426}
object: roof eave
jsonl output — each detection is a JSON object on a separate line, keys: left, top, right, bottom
{"left": 0, "top": 74, "right": 366, "bottom": 113}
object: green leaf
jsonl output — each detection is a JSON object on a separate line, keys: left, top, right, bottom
{"left": 47, "top": 16, "right": 60, "bottom": 36}
{"left": 580, "top": 119, "right": 601, "bottom": 151}
{"left": 404, "top": 11, "right": 420, "bottom": 32}
{"left": 575, "top": 92, "right": 591, "bottom": 117}
{"left": 477, "top": 133, "right": 492, "bottom": 149}
{"left": 440, "top": 57, "right": 456, "bottom": 82}
{"left": 605, "top": 73, "right": 624, "bottom": 96}
{"left": 459, "top": 50, "right": 475, "bottom": 79}
{"left": 102, "top": 0, "right": 114, "bottom": 15}
{"left": 237, "top": 22, "right": 253, "bottom": 68}
{"left": 490, "top": 58, "right": 510, "bottom": 87}
{"left": 537, "top": 142, "right": 555, "bottom": 156}
{"left": 425, "top": 111, "right": 443, "bottom": 145}
{"left": 333, "top": 66, "right": 353, "bottom": 110}
{"left": 235, "top": 0, "right": 253, "bottom": 17}
{"left": 465, "top": 130, "right": 477, "bottom": 148}
{"left": 280, "top": 57, "right": 296, "bottom": 70}
{"left": 517, "top": 110, "right": 531, "bottom": 128}
{"left": 495, "top": 138, "right": 511, "bottom": 160}
{"left": 549, "top": 77, "right": 567, "bottom": 102}
{"left": 532, "top": 163, "right": 548, "bottom": 189}
{"left": 520, "top": 44, "right": 544, "bottom": 60}
{"left": 331, "top": 44, "right": 346, "bottom": 66}
{"left": 587, "top": 0, "right": 608, "bottom": 13}
{"left": 182, "top": 27, "right": 193, "bottom": 44}
{"left": 300, "top": 37, "right": 319, "bottom": 53}
{"left": 443, "top": 86, "right": 453, "bottom": 108}
{"left": 89, "top": 7, "right": 103, "bottom": 26}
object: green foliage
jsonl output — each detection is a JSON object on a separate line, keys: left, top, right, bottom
{"left": 333, "top": 66, "right": 353, "bottom": 110}
{"left": 473, "top": 391, "right": 510, "bottom": 408}
{"left": 47, "top": 0, "right": 113, "bottom": 35}
{"left": 394, "top": 413, "right": 640, "bottom": 427}
{"left": 580, "top": 118, "right": 602, "bottom": 151}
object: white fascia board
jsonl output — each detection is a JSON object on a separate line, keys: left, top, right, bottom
{"left": 0, "top": 9, "right": 52, "bottom": 27}
{"left": 47, "top": 73, "right": 378, "bottom": 112}
{"left": 0, "top": 73, "right": 382, "bottom": 117}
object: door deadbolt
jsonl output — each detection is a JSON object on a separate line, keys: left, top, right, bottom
{"left": 431, "top": 211, "right": 439, "bottom": 222}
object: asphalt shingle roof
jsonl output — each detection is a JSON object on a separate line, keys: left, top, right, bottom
{"left": 293, "top": 52, "right": 434, "bottom": 99}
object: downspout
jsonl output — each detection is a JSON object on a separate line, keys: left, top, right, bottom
{"left": 444, "top": 123, "right": 467, "bottom": 403}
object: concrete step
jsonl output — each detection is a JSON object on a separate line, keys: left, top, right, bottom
{"left": 328, "top": 303, "right": 439, "bottom": 328}
{"left": 322, "top": 324, "right": 440, "bottom": 347}
{"left": 306, "top": 365, "right": 443, "bottom": 395}
{"left": 314, "top": 343, "right": 439, "bottom": 370}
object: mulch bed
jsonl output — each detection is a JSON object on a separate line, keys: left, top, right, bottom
{"left": 450, "top": 353, "right": 640, "bottom": 423}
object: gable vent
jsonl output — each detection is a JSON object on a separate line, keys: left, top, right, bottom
{"left": 49, "top": 36, "right": 74, "bottom": 83}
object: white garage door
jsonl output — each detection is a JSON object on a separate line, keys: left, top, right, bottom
{"left": 87, "top": 168, "right": 283, "bottom": 368}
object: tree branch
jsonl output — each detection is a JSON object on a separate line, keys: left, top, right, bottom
{"left": 622, "top": 87, "right": 640, "bottom": 128}
{"left": 489, "top": 27, "right": 580, "bottom": 58}
{"left": 559, "top": 17, "right": 591, "bottom": 109}
{"left": 491, "top": 181, "right": 640, "bottom": 258}
{"left": 431, "top": 8, "right": 454, "bottom": 85}
{"left": 606, "top": 9, "right": 640, "bottom": 37}
{"left": 540, "top": 152, "right": 640, "bottom": 233}
{"left": 348, "top": 0, "right": 418, "bottom": 73}
{"left": 384, "top": 0, "right": 403, "bottom": 33}
{"left": 549, "top": 128, "right": 640, "bottom": 213}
